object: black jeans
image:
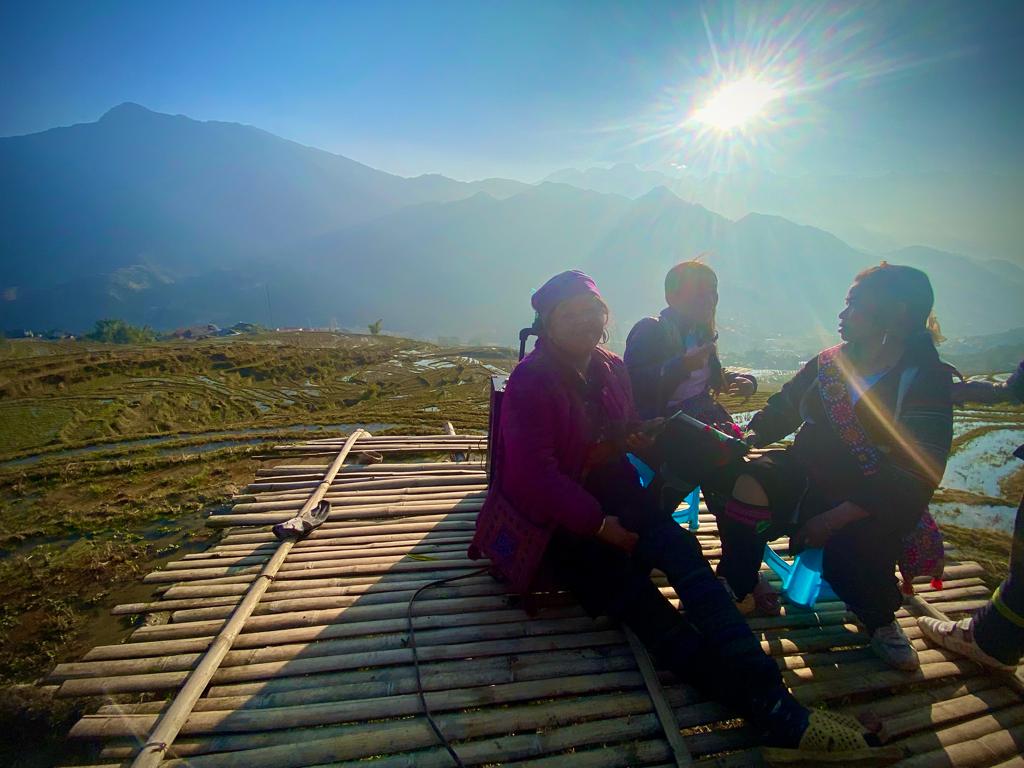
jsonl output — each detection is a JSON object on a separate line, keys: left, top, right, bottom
{"left": 706, "top": 450, "right": 904, "bottom": 632}
{"left": 716, "top": 514, "right": 904, "bottom": 632}
{"left": 974, "top": 494, "right": 1024, "bottom": 663}
{"left": 545, "top": 494, "right": 787, "bottom": 724}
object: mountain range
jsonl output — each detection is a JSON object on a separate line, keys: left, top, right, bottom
{"left": 545, "top": 163, "right": 1024, "bottom": 264}
{"left": 2, "top": 104, "right": 1022, "bottom": 356}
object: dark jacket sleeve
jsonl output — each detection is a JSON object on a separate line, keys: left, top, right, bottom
{"left": 746, "top": 360, "right": 817, "bottom": 446}
{"left": 952, "top": 376, "right": 1019, "bottom": 405}
{"left": 847, "top": 364, "right": 954, "bottom": 533}
{"left": 500, "top": 368, "right": 605, "bottom": 536}
{"left": 624, "top": 318, "right": 668, "bottom": 419}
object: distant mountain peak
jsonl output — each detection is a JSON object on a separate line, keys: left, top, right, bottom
{"left": 99, "top": 102, "right": 159, "bottom": 122}
{"left": 638, "top": 185, "right": 679, "bottom": 202}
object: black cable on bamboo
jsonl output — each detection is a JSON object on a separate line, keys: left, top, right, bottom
{"left": 405, "top": 566, "right": 490, "bottom": 768}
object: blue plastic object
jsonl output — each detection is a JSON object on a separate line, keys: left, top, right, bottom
{"left": 672, "top": 487, "right": 701, "bottom": 530}
{"left": 627, "top": 454, "right": 700, "bottom": 530}
{"left": 627, "top": 453, "right": 655, "bottom": 488}
{"left": 785, "top": 548, "right": 825, "bottom": 608}
{"left": 762, "top": 545, "right": 837, "bottom": 608}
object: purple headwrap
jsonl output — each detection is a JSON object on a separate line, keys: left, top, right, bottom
{"left": 531, "top": 270, "right": 603, "bottom": 321}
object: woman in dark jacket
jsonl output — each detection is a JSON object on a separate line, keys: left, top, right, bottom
{"left": 472, "top": 269, "right": 877, "bottom": 758}
{"left": 624, "top": 260, "right": 775, "bottom": 615}
{"left": 720, "top": 263, "right": 954, "bottom": 671}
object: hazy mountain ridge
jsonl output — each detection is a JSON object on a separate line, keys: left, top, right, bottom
{"left": 544, "top": 163, "right": 1024, "bottom": 264}
{"left": 0, "top": 103, "right": 527, "bottom": 286}
{"left": 2, "top": 105, "right": 1022, "bottom": 354}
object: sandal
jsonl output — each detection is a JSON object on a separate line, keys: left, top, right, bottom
{"left": 751, "top": 575, "right": 782, "bottom": 617}
{"left": 272, "top": 499, "right": 331, "bottom": 541}
{"left": 762, "top": 710, "right": 903, "bottom": 764}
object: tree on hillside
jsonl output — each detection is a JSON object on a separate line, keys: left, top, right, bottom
{"left": 368, "top": 319, "right": 383, "bottom": 336}
{"left": 87, "top": 318, "right": 158, "bottom": 344}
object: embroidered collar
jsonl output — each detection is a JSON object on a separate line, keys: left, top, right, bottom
{"left": 817, "top": 344, "right": 882, "bottom": 476}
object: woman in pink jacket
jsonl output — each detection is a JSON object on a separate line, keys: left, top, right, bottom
{"left": 472, "top": 270, "right": 876, "bottom": 758}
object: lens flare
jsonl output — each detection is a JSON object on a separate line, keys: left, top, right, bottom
{"left": 693, "top": 77, "right": 779, "bottom": 131}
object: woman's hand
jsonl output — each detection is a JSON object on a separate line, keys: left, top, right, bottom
{"left": 727, "top": 376, "right": 756, "bottom": 398}
{"left": 640, "top": 417, "right": 666, "bottom": 434}
{"left": 681, "top": 343, "right": 713, "bottom": 373}
{"left": 795, "top": 501, "right": 869, "bottom": 548}
{"left": 596, "top": 515, "right": 639, "bottom": 554}
{"left": 625, "top": 417, "right": 664, "bottom": 452}
{"left": 795, "top": 514, "right": 835, "bottom": 548}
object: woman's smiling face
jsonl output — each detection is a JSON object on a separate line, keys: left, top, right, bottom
{"left": 546, "top": 293, "right": 608, "bottom": 357}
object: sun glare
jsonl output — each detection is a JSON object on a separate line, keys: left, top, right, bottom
{"left": 693, "top": 77, "right": 779, "bottom": 131}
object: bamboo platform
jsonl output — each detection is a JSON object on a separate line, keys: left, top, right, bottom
{"left": 47, "top": 428, "right": 1024, "bottom": 767}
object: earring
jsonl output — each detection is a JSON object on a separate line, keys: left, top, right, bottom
{"left": 882, "top": 331, "right": 889, "bottom": 346}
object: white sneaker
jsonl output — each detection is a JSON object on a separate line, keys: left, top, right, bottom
{"left": 870, "top": 621, "right": 920, "bottom": 671}
{"left": 917, "top": 616, "right": 1017, "bottom": 672}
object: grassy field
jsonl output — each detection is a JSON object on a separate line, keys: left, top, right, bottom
{"left": 0, "top": 331, "right": 511, "bottom": 688}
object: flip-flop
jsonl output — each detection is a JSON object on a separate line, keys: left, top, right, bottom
{"left": 272, "top": 499, "right": 331, "bottom": 541}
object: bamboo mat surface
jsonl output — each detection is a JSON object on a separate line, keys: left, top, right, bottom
{"left": 47, "top": 430, "right": 1024, "bottom": 767}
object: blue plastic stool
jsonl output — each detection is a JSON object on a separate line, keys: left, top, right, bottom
{"left": 627, "top": 453, "right": 655, "bottom": 488}
{"left": 627, "top": 454, "right": 701, "bottom": 531}
{"left": 672, "top": 486, "right": 701, "bottom": 530}
{"left": 763, "top": 545, "right": 837, "bottom": 608}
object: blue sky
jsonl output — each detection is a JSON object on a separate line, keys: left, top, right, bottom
{"left": 2, "top": 0, "right": 1022, "bottom": 180}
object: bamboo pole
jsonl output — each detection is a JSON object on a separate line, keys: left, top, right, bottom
{"left": 59, "top": 628, "right": 627, "bottom": 697}
{"left": 56, "top": 614, "right": 614, "bottom": 689}
{"left": 193, "top": 532, "right": 474, "bottom": 560}
{"left": 113, "top": 571, "right": 500, "bottom": 617}
{"left": 86, "top": 603, "right": 587, "bottom": 662}
{"left": 129, "top": 429, "right": 366, "bottom": 768}
{"left": 207, "top": 500, "right": 484, "bottom": 528}
{"left": 140, "top": 539, "right": 476, "bottom": 579}
{"left": 107, "top": 660, "right": 637, "bottom": 717}
{"left": 229, "top": 489, "right": 485, "bottom": 511}
{"left": 239, "top": 481, "right": 481, "bottom": 497}
{"left": 879, "top": 686, "right": 1022, "bottom": 742}
{"left": 623, "top": 626, "right": 692, "bottom": 767}
{"left": 893, "top": 716, "right": 1024, "bottom": 767}
{"left": 116, "top": 690, "right": 664, "bottom": 765}
{"left": 216, "top": 516, "right": 476, "bottom": 544}
{"left": 102, "top": 708, "right": 667, "bottom": 763}
{"left": 204, "top": 642, "right": 633, "bottom": 699}
{"left": 72, "top": 670, "right": 646, "bottom": 738}
{"left": 143, "top": 549, "right": 486, "bottom": 585}
{"left": 255, "top": 461, "right": 485, "bottom": 475}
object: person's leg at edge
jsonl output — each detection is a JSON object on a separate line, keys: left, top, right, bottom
{"left": 964, "top": 494, "right": 1024, "bottom": 664}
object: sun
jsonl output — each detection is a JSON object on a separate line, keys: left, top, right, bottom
{"left": 693, "top": 77, "right": 779, "bottom": 131}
